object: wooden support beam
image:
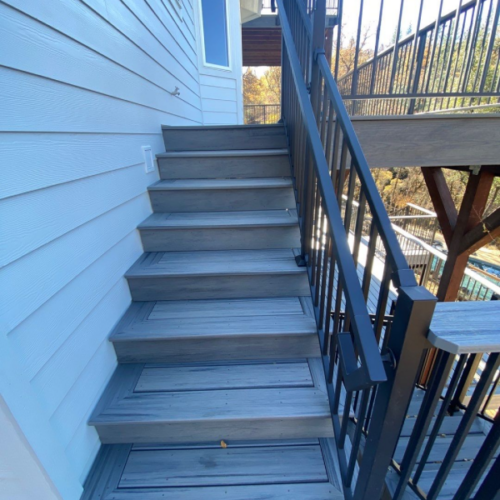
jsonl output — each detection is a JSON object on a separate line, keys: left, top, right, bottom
{"left": 421, "top": 167, "right": 457, "bottom": 246}
{"left": 436, "top": 170, "right": 494, "bottom": 302}
{"left": 419, "top": 170, "right": 495, "bottom": 384}
{"left": 351, "top": 115, "right": 500, "bottom": 168}
{"left": 459, "top": 207, "right": 500, "bottom": 255}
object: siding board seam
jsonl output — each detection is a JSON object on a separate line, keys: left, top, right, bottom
{"left": 2, "top": 188, "right": 148, "bottom": 269}
{"left": 2, "top": 0, "right": 202, "bottom": 95}
{"left": 142, "top": 0, "right": 197, "bottom": 61}
{"left": 1, "top": 161, "right": 145, "bottom": 202}
{"left": 1, "top": 65, "right": 202, "bottom": 117}
{"left": 85, "top": 0, "right": 199, "bottom": 81}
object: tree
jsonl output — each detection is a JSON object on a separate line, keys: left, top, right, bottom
{"left": 261, "top": 67, "right": 281, "bottom": 104}
{"left": 332, "top": 26, "right": 374, "bottom": 79}
{"left": 243, "top": 68, "right": 265, "bottom": 105}
{"left": 243, "top": 67, "right": 282, "bottom": 105}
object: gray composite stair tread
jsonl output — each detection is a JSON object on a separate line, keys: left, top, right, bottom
{"left": 156, "top": 148, "right": 289, "bottom": 158}
{"left": 139, "top": 209, "right": 298, "bottom": 229}
{"left": 93, "top": 483, "right": 342, "bottom": 500}
{"left": 131, "top": 438, "right": 322, "bottom": 450}
{"left": 162, "top": 123, "right": 288, "bottom": 152}
{"left": 156, "top": 149, "right": 291, "bottom": 180}
{"left": 111, "top": 297, "right": 317, "bottom": 341}
{"left": 161, "top": 123, "right": 286, "bottom": 130}
{"left": 134, "top": 362, "right": 314, "bottom": 392}
{"left": 148, "top": 178, "right": 295, "bottom": 213}
{"left": 120, "top": 444, "right": 327, "bottom": 487}
{"left": 148, "top": 177, "right": 293, "bottom": 191}
{"left": 82, "top": 440, "right": 344, "bottom": 500}
{"left": 111, "top": 298, "right": 320, "bottom": 363}
{"left": 91, "top": 382, "right": 330, "bottom": 424}
{"left": 126, "top": 249, "right": 306, "bottom": 278}
{"left": 89, "top": 360, "right": 333, "bottom": 443}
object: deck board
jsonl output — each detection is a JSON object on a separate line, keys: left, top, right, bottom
{"left": 427, "top": 301, "right": 500, "bottom": 354}
{"left": 149, "top": 178, "right": 293, "bottom": 191}
{"left": 134, "top": 362, "right": 314, "bottom": 392}
{"left": 82, "top": 440, "right": 344, "bottom": 500}
{"left": 126, "top": 249, "right": 307, "bottom": 278}
{"left": 139, "top": 209, "right": 298, "bottom": 229}
{"left": 119, "top": 444, "right": 327, "bottom": 488}
{"left": 112, "top": 297, "right": 315, "bottom": 340}
{"left": 90, "top": 360, "right": 334, "bottom": 444}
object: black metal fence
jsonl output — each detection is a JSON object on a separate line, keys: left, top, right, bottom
{"left": 335, "top": 0, "right": 500, "bottom": 115}
{"left": 277, "top": 1, "right": 437, "bottom": 498}
{"left": 276, "top": 0, "right": 498, "bottom": 498}
{"left": 244, "top": 104, "right": 281, "bottom": 124}
{"left": 388, "top": 350, "right": 500, "bottom": 500}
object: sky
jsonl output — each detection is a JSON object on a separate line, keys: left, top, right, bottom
{"left": 341, "top": 0, "right": 465, "bottom": 49}
{"left": 245, "top": 0, "right": 466, "bottom": 75}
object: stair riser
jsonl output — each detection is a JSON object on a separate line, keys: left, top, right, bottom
{"left": 149, "top": 188, "right": 296, "bottom": 213}
{"left": 139, "top": 226, "right": 301, "bottom": 252}
{"left": 162, "top": 126, "right": 287, "bottom": 151}
{"left": 113, "top": 335, "right": 320, "bottom": 364}
{"left": 158, "top": 155, "right": 290, "bottom": 179}
{"left": 95, "top": 417, "right": 334, "bottom": 444}
{"left": 127, "top": 274, "right": 310, "bottom": 301}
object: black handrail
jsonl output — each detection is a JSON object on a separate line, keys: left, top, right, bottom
{"left": 277, "top": 0, "right": 438, "bottom": 498}
{"left": 277, "top": 0, "right": 386, "bottom": 391}
{"left": 316, "top": 55, "right": 418, "bottom": 288}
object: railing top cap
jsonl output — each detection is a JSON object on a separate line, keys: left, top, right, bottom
{"left": 428, "top": 301, "right": 500, "bottom": 354}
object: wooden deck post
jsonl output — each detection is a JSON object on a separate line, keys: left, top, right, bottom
{"left": 420, "top": 167, "right": 496, "bottom": 386}
{"left": 422, "top": 167, "right": 495, "bottom": 302}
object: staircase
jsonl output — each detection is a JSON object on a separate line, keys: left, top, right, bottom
{"left": 82, "top": 124, "right": 344, "bottom": 500}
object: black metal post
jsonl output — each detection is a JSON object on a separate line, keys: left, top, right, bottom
{"left": 353, "top": 286, "right": 436, "bottom": 500}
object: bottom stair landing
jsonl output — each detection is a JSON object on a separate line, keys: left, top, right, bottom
{"left": 82, "top": 439, "right": 344, "bottom": 500}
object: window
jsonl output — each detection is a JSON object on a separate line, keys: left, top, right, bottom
{"left": 200, "top": 0, "right": 229, "bottom": 68}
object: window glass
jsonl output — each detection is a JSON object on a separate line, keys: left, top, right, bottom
{"left": 201, "top": 0, "right": 229, "bottom": 67}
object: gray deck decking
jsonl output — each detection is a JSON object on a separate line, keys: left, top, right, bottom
{"left": 386, "top": 388, "right": 494, "bottom": 500}
{"left": 89, "top": 359, "right": 334, "bottom": 444}
{"left": 83, "top": 122, "right": 497, "bottom": 500}
{"left": 82, "top": 440, "right": 344, "bottom": 500}
{"left": 110, "top": 297, "right": 319, "bottom": 363}
{"left": 83, "top": 124, "right": 344, "bottom": 499}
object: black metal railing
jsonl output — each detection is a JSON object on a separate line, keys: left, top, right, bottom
{"left": 391, "top": 224, "right": 500, "bottom": 302}
{"left": 244, "top": 104, "right": 282, "bottom": 124}
{"left": 336, "top": 0, "right": 500, "bottom": 115}
{"left": 389, "top": 349, "right": 500, "bottom": 500}
{"left": 277, "top": 1, "right": 437, "bottom": 498}
{"left": 343, "top": 196, "right": 500, "bottom": 301}
{"left": 388, "top": 203, "right": 439, "bottom": 245}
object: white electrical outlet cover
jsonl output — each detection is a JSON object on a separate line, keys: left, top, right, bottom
{"left": 142, "top": 146, "right": 154, "bottom": 173}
